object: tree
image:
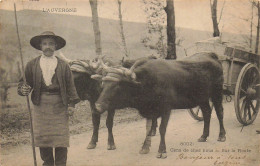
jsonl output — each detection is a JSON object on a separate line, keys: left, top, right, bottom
{"left": 247, "top": 0, "right": 260, "bottom": 53}
{"left": 164, "top": 0, "right": 176, "bottom": 59}
{"left": 210, "top": 0, "right": 220, "bottom": 37}
{"left": 232, "top": 0, "right": 257, "bottom": 51}
{"left": 250, "top": 1, "right": 254, "bottom": 49}
{"left": 255, "top": 1, "right": 260, "bottom": 54}
{"left": 141, "top": 0, "right": 180, "bottom": 59}
{"left": 117, "top": 0, "right": 129, "bottom": 57}
{"left": 89, "top": 0, "right": 102, "bottom": 56}
{"left": 210, "top": 0, "right": 225, "bottom": 37}
{"left": 141, "top": 0, "right": 167, "bottom": 58}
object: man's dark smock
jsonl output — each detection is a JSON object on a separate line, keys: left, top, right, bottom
{"left": 18, "top": 56, "right": 80, "bottom": 147}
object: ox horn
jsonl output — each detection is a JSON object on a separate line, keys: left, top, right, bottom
{"left": 102, "top": 76, "right": 120, "bottom": 82}
{"left": 77, "top": 61, "right": 90, "bottom": 68}
{"left": 124, "top": 58, "right": 151, "bottom": 80}
{"left": 91, "top": 74, "right": 103, "bottom": 81}
{"left": 57, "top": 51, "right": 73, "bottom": 64}
{"left": 99, "top": 58, "right": 110, "bottom": 70}
{"left": 90, "top": 61, "right": 99, "bottom": 69}
{"left": 89, "top": 58, "right": 104, "bottom": 70}
{"left": 89, "top": 57, "right": 111, "bottom": 75}
{"left": 123, "top": 62, "right": 139, "bottom": 80}
{"left": 99, "top": 58, "right": 128, "bottom": 76}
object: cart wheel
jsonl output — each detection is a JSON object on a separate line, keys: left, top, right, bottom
{"left": 188, "top": 102, "right": 213, "bottom": 121}
{"left": 234, "top": 63, "right": 260, "bottom": 125}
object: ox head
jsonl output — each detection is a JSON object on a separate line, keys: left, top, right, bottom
{"left": 57, "top": 53, "right": 106, "bottom": 101}
{"left": 71, "top": 57, "right": 120, "bottom": 101}
{"left": 92, "top": 59, "right": 145, "bottom": 114}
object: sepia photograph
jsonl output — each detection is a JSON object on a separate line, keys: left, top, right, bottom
{"left": 0, "top": 0, "right": 260, "bottom": 165}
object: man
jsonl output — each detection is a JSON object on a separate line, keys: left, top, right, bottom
{"left": 18, "top": 31, "right": 80, "bottom": 166}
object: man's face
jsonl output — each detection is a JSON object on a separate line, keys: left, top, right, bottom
{"left": 40, "top": 38, "right": 56, "bottom": 57}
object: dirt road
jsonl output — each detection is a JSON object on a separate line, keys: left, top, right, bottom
{"left": 1, "top": 102, "right": 260, "bottom": 166}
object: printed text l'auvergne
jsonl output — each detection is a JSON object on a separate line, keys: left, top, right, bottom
{"left": 42, "top": 8, "right": 77, "bottom": 13}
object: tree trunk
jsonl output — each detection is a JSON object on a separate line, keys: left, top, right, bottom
{"left": 210, "top": 0, "right": 220, "bottom": 37}
{"left": 89, "top": 0, "right": 102, "bottom": 56}
{"left": 165, "top": 0, "right": 176, "bottom": 59}
{"left": 255, "top": 1, "right": 260, "bottom": 54}
{"left": 250, "top": 2, "right": 254, "bottom": 50}
{"left": 118, "top": 0, "right": 128, "bottom": 57}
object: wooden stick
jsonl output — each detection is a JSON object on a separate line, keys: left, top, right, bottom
{"left": 14, "top": 3, "right": 37, "bottom": 166}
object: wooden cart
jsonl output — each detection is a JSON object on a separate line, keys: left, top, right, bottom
{"left": 186, "top": 40, "right": 260, "bottom": 125}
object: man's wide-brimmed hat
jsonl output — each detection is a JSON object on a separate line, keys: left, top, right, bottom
{"left": 30, "top": 31, "right": 66, "bottom": 50}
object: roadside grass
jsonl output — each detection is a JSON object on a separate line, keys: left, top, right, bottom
{"left": 0, "top": 87, "right": 142, "bottom": 148}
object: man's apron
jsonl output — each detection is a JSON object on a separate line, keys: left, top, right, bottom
{"left": 33, "top": 93, "right": 69, "bottom": 147}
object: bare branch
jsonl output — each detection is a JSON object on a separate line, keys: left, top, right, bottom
{"left": 218, "top": 0, "right": 226, "bottom": 25}
{"left": 250, "top": 1, "right": 254, "bottom": 48}
{"left": 117, "top": 0, "right": 129, "bottom": 57}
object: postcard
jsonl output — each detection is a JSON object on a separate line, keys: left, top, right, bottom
{"left": 0, "top": 0, "right": 259, "bottom": 166}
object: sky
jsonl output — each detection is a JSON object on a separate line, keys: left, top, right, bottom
{"left": 0, "top": 0, "right": 255, "bottom": 34}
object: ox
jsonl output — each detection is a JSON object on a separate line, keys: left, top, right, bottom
{"left": 93, "top": 52, "right": 226, "bottom": 158}
{"left": 58, "top": 54, "right": 158, "bottom": 150}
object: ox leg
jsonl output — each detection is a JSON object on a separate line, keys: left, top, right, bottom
{"left": 107, "top": 109, "right": 116, "bottom": 150}
{"left": 212, "top": 99, "right": 226, "bottom": 142}
{"left": 87, "top": 103, "right": 100, "bottom": 149}
{"left": 151, "top": 118, "right": 158, "bottom": 136}
{"left": 157, "top": 110, "right": 170, "bottom": 159}
{"left": 212, "top": 82, "right": 226, "bottom": 142}
{"left": 139, "top": 119, "right": 153, "bottom": 154}
{"left": 198, "top": 102, "right": 212, "bottom": 142}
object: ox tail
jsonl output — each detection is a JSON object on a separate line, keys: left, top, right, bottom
{"left": 211, "top": 69, "right": 224, "bottom": 103}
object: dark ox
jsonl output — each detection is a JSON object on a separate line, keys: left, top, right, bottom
{"left": 63, "top": 56, "right": 157, "bottom": 150}
{"left": 94, "top": 52, "right": 226, "bottom": 158}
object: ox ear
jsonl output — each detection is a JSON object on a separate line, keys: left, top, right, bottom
{"left": 91, "top": 74, "right": 103, "bottom": 81}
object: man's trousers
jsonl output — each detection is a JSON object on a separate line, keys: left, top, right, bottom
{"left": 39, "top": 147, "right": 67, "bottom": 166}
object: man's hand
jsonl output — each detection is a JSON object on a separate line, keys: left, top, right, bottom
{"left": 19, "top": 84, "right": 32, "bottom": 96}
{"left": 68, "top": 107, "right": 76, "bottom": 117}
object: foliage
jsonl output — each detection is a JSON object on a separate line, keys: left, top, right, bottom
{"left": 0, "top": 68, "right": 11, "bottom": 108}
{"left": 141, "top": 0, "right": 184, "bottom": 58}
{"left": 141, "top": 0, "right": 167, "bottom": 58}
{"left": 228, "top": 0, "right": 259, "bottom": 52}
{"left": 0, "top": 88, "right": 142, "bottom": 147}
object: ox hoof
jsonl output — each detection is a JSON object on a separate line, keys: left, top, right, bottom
{"left": 217, "top": 136, "right": 226, "bottom": 142}
{"left": 156, "top": 152, "right": 167, "bottom": 159}
{"left": 198, "top": 137, "right": 207, "bottom": 142}
{"left": 107, "top": 144, "right": 116, "bottom": 150}
{"left": 151, "top": 130, "right": 156, "bottom": 136}
{"left": 87, "top": 142, "right": 97, "bottom": 149}
{"left": 139, "top": 148, "right": 150, "bottom": 154}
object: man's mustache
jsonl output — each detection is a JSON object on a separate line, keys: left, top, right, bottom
{"left": 43, "top": 48, "right": 54, "bottom": 52}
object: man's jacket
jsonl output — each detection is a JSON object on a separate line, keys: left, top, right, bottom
{"left": 18, "top": 56, "right": 80, "bottom": 106}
